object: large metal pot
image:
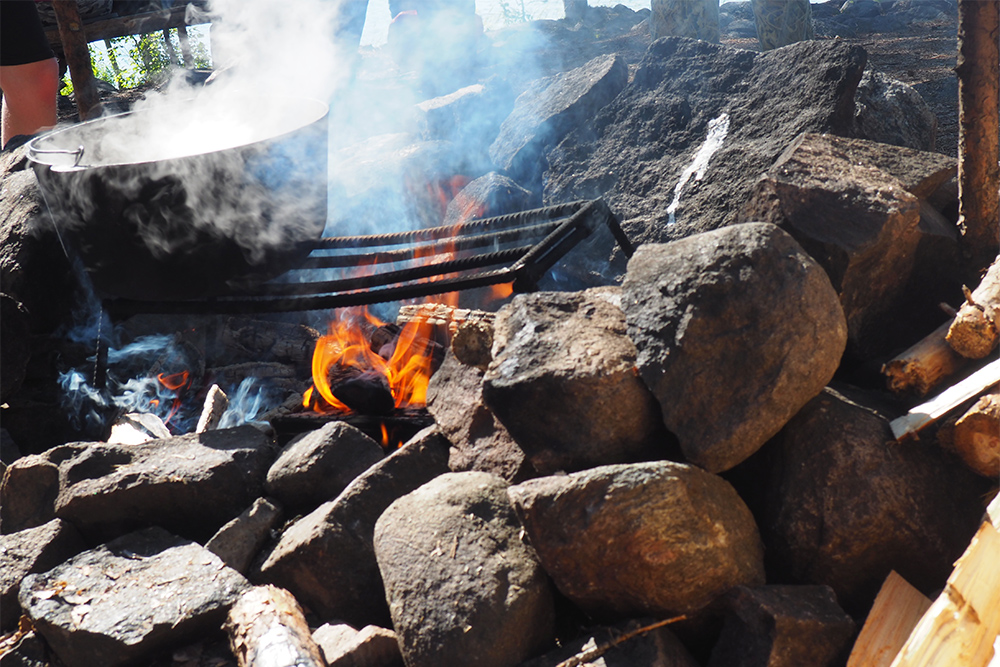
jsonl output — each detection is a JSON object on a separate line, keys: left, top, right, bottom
{"left": 27, "top": 97, "right": 329, "bottom": 301}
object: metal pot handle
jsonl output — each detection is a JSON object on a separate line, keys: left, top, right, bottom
{"left": 28, "top": 144, "right": 85, "bottom": 168}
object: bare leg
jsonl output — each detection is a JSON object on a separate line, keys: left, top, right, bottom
{"left": 0, "top": 57, "right": 59, "bottom": 148}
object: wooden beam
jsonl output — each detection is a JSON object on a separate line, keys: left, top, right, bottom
{"left": 956, "top": 0, "right": 1000, "bottom": 270}
{"left": 51, "top": 0, "right": 103, "bottom": 121}
{"left": 44, "top": 5, "right": 211, "bottom": 51}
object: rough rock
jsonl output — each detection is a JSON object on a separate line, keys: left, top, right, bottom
{"left": 521, "top": 618, "right": 700, "bottom": 667}
{"left": 0, "top": 519, "right": 86, "bottom": 631}
{"left": 417, "top": 78, "right": 516, "bottom": 167}
{"left": 763, "top": 387, "right": 990, "bottom": 615}
{"left": 741, "top": 132, "right": 924, "bottom": 359}
{"left": 508, "top": 461, "right": 765, "bottom": 618}
{"left": 19, "top": 527, "right": 248, "bottom": 667}
{"left": 705, "top": 585, "right": 856, "bottom": 667}
{"left": 444, "top": 172, "right": 536, "bottom": 227}
{"left": 373, "top": 472, "right": 554, "bottom": 667}
{"left": 313, "top": 623, "right": 404, "bottom": 667}
{"left": 256, "top": 426, "right": 450, "bottom": 627}
{"left": 854, "top": 70, "right": 938, "bottom": 152}
{"left": 427, "top": 350, "right": 535, "bottom": 482}
{"left": 0, "top": 425, "right": 274, "bottom": 541}
{"left": 483, "top": 291, "right": 666, "bottom": 474}
{"left": 490, "top": 53, "right": 629, "bottom": 187}
{"left": 621, "top": 223, "right": 846, "bottom": 472}
{"left": 544, "top": 38, "right": 867, "bottom": 249}
{"left": 205, "top": 497, "right": 284, "bottom": 574}
{"left": 264, "top": 421, "right": 385, "bottom": 513}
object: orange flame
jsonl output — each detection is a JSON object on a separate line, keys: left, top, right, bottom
{"left": 305, "top": 308, "right": 436, "bottom": 414}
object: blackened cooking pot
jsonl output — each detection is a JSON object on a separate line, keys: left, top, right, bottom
{"left": 27, "top": 96, "right": 329, "bottom": 301}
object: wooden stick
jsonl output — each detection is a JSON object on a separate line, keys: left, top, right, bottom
{"left": 882, "top": 320, "right": 967, "bottom": 397}
{"left": 51, "top": 0, "right": 103, "bottom": 121}
{"left": 847, "top": 571, "right": 933, "bottom": 667}
{"left": 554, "top": 615, "right": 687, "bottom": 667}
{"left": 956, "top": 0, "right": 1000, "bottom": 271}
{"left": 890, "top": 358, "right": 1000, "bottom": 440}
{"left": 947, "top": 256, "right": 1000, "bottom": 359}
{"left": 888, "top": 512, "right": 1000, "bottom": 666}
{"left": 225, "top": 585, "right": 326, "bottom": 667}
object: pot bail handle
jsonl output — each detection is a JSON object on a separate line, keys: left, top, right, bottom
{"left": 28, "top": 144, "right": 85, "bottom": 168}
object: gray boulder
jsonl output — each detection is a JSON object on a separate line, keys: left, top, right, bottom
{"left": 621, "top": 223, "right": 846, "bottom": 472}
{"left": 374, "top": 472, "right": 554, "bottom": 667}
{"left": 19, "top": 527, "right": 248, "bottom": 667}
{"left": 483, "top": 291, "right": 665, "bottom": 474}
{"left": 508, "top": 462, "right": 765, "bottom": 619}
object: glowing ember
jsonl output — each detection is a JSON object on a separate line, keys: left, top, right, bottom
{"left": 304, "top": 308, "right": 436, "bottom": 414}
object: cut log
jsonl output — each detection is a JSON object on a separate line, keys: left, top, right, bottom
{"left": 946, "top": 392, "right": 1000, "bottom": 478}
{"left": 225, "top": 585, "right": 326, "bottom": 667}
{"left": 890, "top": 358, "right": 1000, "bottom": 440}
{"left": 847, "top": 571, "right": 933, "bottom": 667}
{"left": 956, "top": 0, "right": 1000, "bottom": 270}
{"left": 888, "top": 500, "right": 1000, "bottom": 667}
{"left": 882, "top": 320, "right": 967, "bottom": 397}
{"left": 947, "top": 256, "right": 1000, "bottom": 359}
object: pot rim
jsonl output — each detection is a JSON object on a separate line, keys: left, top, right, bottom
{"left": 27, "top": 95, "right": 330, "bottom": 171}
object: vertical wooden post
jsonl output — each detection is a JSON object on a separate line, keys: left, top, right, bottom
{"left": 177, "top": 24, "right": 195, "bottom": 69}
{"left": 51, "top": 0, "right": 103, "bottom": 121}
{"left": 956, "top": 0, "right": 1000, "bottom": 272}
{"left": 162, "top": 28, "right": 179, "bottom": 67}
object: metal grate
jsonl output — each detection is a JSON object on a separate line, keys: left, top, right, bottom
{"left": 102, "top": 199, "right": 632, "bottom": 318}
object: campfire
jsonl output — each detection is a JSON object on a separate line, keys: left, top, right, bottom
{"left": 2, "top": 1, "right": 999, "bottom": 667}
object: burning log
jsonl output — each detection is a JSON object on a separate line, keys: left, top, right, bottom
{"left": 225, "top": 585, "right": 326, "bottom": 667}
{"left": 946, "top": 256, "right": 1000, "bottom": 359}
{"left": 882, "top": 319, "right": 967, "bottom": 397}
{"left": 327, "top": 366, "right": 395, "bottom": 415}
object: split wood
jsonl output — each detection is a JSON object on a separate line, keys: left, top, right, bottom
{"left": 553, "top": 615, "right": 687, "bottom": 667}
{"left": 889, "top": 358, "right": 1000, "bottom": 440}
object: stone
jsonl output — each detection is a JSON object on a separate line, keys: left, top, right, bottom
{"left": 763, "top": 387, "right": 990, "bottom": 615}
{"left": 741, "top": 132, "right": 925, "bottom": 358}
{"left": 256, "top": 426, "right": 450, "bottom": 627}
{"left": 483, "top": 291, "right": 666, "bottom": 474}
{"left": 416, "top": 78, "right": 516, "bottom": 168}
{"left": 544, "top": 38, "right": 867, "bottom": 251}
{"left": 621, "top": 223, "right": 846, "bottom": 472}
{"left": 705, "top": 585, "right": 856, "bottom": 667}
{"left": 19, "top": 527, "right": 248, "bottom": 667}
{"left": 508, "top": 461, "right": 765, "bottom": 618}
{"left": 854, "top": 70, "right": 938, "bottom": 152}
{"left": 205, "top": 497, "right": 284, "bottom": 574}
{"left": 264, "top": 421, "right": 385, "bottom": 513}
{"left": 650, "top": 0, "right": 721, "bottom": 42}
{"left": 0, "top": 294, "right": 30, "bottom": 402}
{"left": 373, "top": 472, "right": 554, "bottom": 667}
{"left": 521, "top": 618, "right": 700, "bottom": 667}
{"left": 443, "top": 172, "right": 535, "bottom": 227}
{"left": 313, "top": 624, "right": 404, "bottom": 667}
{"left": 0, "top": 519, "right": 86, "bottom": 631}
{"left": 427, "top": 350, "right": 534, "bottom": 482}
{"left": 1, "top": 426, "right": 275, "bottom": 542}
{"left": 489, "top": 53, "right": 628, "bottom": 188}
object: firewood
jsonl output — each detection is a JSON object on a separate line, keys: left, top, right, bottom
{"left": 846, "top": 571, "right": 933, "bottom": 667}
{"left": 888, "top": 495, "right": 1000, "bottom": 667}
{"left": 225, "top": 585, "right": 326, "bottom": 667}
{"left": 942, "top": 392, "right": 1000, "bottom": 478}
{"left": 195, "top": 385, "right": 228, "bottom": 433}
{"left": 890, "top": 358, "right": 1000, "bottom": 440}
{"left": 397, "top": 303, "right": 495, "bottom": 334}
{"left": 882, "top": 320, "right": 967, "bottom": 397}
{"left": 947, "top": 256, "right": 1000, "bottom": 359}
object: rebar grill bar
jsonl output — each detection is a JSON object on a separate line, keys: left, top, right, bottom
{"left": 102, "top": 199, "right": 632, "bottom": 318}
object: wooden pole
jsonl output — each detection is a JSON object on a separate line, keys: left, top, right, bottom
{"left": 177, "top": 24, "right": 195, "bottom": 69}
{"left": 956, "top": 0, "right": 1000, "bottom": 272}
{"left": 225, "top": 585, "right": 326, "bottom": 667}
{"left": 51, "top": 0, "right": 103, "bottom": 121}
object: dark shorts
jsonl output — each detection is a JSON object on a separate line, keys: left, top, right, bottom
{"left": 1, "top": 2, "right": 56, "bottom": 66}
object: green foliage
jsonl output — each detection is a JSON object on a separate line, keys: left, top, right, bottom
{"left": 498, "top": 0, "right": 538, "bottom": 25}
{"left": 79, "top": 27, "right": 212, "bottom": 92}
